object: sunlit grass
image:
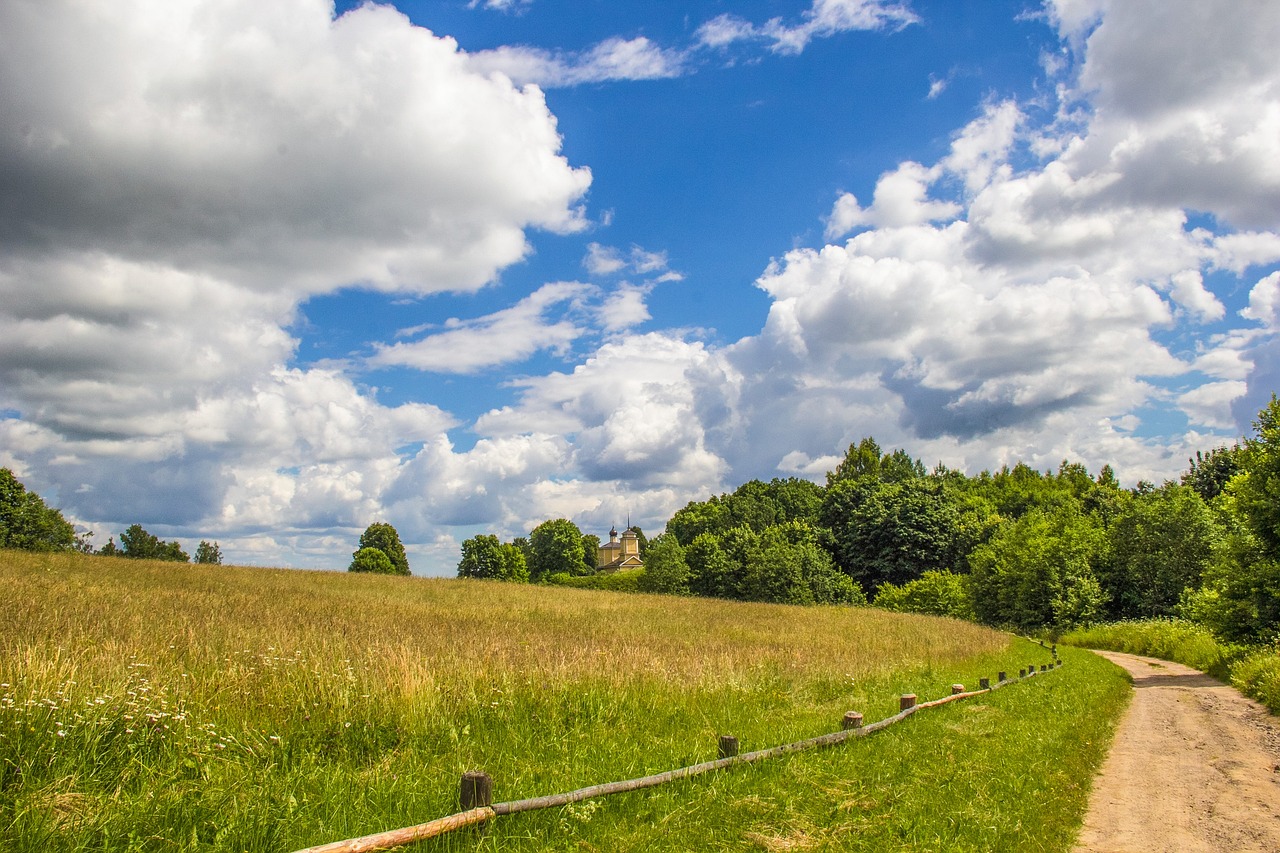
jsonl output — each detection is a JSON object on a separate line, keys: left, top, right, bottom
{"left": 1062, "top": 618, "right": 1280, "bottom": 713}
{"left": 1, "top": 550, "right": 1125, "bottom": 851}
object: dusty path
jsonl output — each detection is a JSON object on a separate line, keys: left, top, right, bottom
{"left": 1073, "top": 651, "right": 1280, "bottom": 852}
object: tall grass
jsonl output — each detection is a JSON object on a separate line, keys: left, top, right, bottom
{"left": 1061, "top": 618, "right": 1280, "bottom": 713}
{"left": 2, "top": 551, "right": 1127, "bottom": 851}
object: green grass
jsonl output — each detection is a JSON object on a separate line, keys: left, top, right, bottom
{"left": 1061, "top": 618, "right": 1280, "bottom": 713}
{"left": 1, "top": 551, "right": 1129, "bottom": 851}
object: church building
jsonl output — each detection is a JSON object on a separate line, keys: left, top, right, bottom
{"left": 596, "top": 526, "right": 643, "bottom": 572}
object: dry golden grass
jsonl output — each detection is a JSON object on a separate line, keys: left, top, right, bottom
{"left": 4, "top": 549, "right": 1103, "bottom": 853}
{"left": 2, "top": 549, "right": 1007, "bottom": 710}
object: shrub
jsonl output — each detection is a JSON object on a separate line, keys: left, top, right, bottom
{"left": 545, "top": 570, "right": 645, "bottom": 594}
{"left": 874, "top": 570, "right": 975, "bottom": 620}
{"left": 349, "top": 547, "right": 396, "bottom": 575}
{"left": 1059, "top": 619, "right": 1248, "bottom": 683}
{"left": 1229, "top": 645, "right": 1280, "bottom": 713}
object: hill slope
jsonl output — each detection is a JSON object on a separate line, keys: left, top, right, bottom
{"left": 1, "top": 551, "right": 1126, "bottom": 851}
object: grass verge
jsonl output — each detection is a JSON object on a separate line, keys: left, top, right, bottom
{"left": 2, "top": 551, "right": 1128, "bottom": 851}
{"left": 1061, "top": 619, "right": 1280, "bottom": 714}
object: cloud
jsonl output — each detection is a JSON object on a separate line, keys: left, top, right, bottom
{"left": 468, "top": 0, "right": 532, "bottom": 12}
{"left": 467, "top": 37, "right": 686, "bottom": 88}
{"left": 0, "top": 0, "right": 589, "bottom": 554}
{"left": 1050, "top": 1, "right": 1280, "bottom": 230}
{"left": 583, "top": 243, "right": 683, "bottom": 280}
{"left": 475, "top": 333, "right": 728, "bottom": 488}
{"left": 697, "top": 0, "right": 919, "bottom": 55}
{"left": 3, "top": 0, "right": 1279, "bottom": 575}
{"left": 0, "top": 0, "right": 591, "bottom": 295}
{"left": 711, "top": 0, "right": 1280, "bottom": 485}
{"left": 825, "top": 162, "right": 961, "bottom": 238}
{"left": 370, "top": 282, "right": 591, "bottom": 373}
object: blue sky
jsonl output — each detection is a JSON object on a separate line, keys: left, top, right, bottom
{"left": 2, "top": 0, "right": 1278, "bottom": 574}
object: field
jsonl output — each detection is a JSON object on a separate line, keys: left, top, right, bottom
{"left": 1, "top": 551, "right": 1129, "bottom": 851}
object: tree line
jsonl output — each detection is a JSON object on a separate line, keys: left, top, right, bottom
{"left": 459, "top": 395, "right": 1280, "bottom": 642}
{"left": 0, "top": 469, "right": 222, "bottom": 564}
{"left": 6, "top": 393, "right": 1278, "bottom": 643}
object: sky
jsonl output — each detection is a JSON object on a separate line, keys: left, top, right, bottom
{"left": 2, "top": 0, "right": 1278, "bottom": 575}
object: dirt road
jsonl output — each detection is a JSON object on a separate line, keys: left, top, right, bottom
{"left": 1073, "top": 651, "right": 1280, "bottom": 852}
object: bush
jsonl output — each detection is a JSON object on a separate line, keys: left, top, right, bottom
{"left": 1059, "top": 619, "right": 1249, "bottom": 683}
{"left": 545, "top": 570, "right": 645, "bottom": 594}
{"left": 1229, "top": 645, "right": 1280, "bottom": 713}
{"left": 874, "top": 570, "right": 975, "bottom": 620}
{"left": 349, "top": 547, "right": 396, "bottom": 575}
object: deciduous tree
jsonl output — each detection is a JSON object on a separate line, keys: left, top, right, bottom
{"left": 194, "top": 541, "right": 222, "bottom": 565}
{"left": 119, "top": 524, "right": 189, "bottom": 562}
{"left": 529, "top": 518, "right": 590, "bottom": 580}
{"left": 638, "top": 534, "right": 689, "bottom": 595}
{"left": 353, "top": 522, "right": 409, "bottom": 575}
{"left": 0, "top": 468, "right": 76, "bottom": 552}
{"left": 458, "top": 534, "right": 503, "bottom": 579}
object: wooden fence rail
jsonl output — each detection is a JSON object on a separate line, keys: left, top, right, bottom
{"left": 293, "top": 647, "right": 1062, "bottom": 853}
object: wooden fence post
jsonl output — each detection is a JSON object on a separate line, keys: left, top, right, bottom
{"left": 979, "top": 677, "right": 990, "bottom": 690}
{"left": 998, "top": 671, "right": 1007, "bottom": 682}
{"left": 1019, "top": 668, "right": 1026, "bottom": 678}
{"left": 460, "top": 772, "right": 493, "bottom": 811}
{"left": 718, "top": 735, "right": 739, "bottom": 758}
{"left": 951, "top": 684, "right": 965, "bottom": 695}
{"left": 900, "top": 694, "right": 917, "bottom": 711}
{"left": 842, "top": 711, "right": 864, "bottom": 730}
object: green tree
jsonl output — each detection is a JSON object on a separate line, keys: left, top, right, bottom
{"left": 627, "top": 525, "right": 649, "bottom": 558}
{"left": 458, "top": 534, "right": 504, "bottom": 579}
{"left": 638, "top": 534, "right": 690, "bottom": 595}
{"left": 760, "top": 477, "right": 825, "bottom": 525}
{"left": 1104, "top": 484, "right": 1220, "bottom": 618}
{"left": 742, "top": 536, "right": 813, "bottom": 605}
{"left": 827, "top": 437, "right": 884, "bottom": 485}
{"left": 498, "top": 542, "right": 530, "bottom": 582}
{"left": 1182, "top": 443, "right": 1244, "bottom": 502}
{"left": 194, "top": 541, "right": 223, "bottom": 565}
{"left": 685, "top": 532, "right": 738, "bottom": 599}
{"left": 119, "top": 524, "right": 189, "bottom": 562}
{"left": 512, "top": 536, "right": 533, "bottom": 568}
{"left": 349, "top": 547, "right": 396, "bottom": 574}
{"left": 529, "top": 518, "right": 589, "bottom": 580}
{"left": 1230, "top": 395, "right": 1280, "bottom": 557}
{"left": 353, "top": 522, "right": 410, "bottom": 575}
{"left": 820, "top": 477, "right": 964, "bottom": 591}
{"left": 666, "top": 496, "right": 730, "bottom": 546}
{"left": 582, "top": 533, "right": 601, "bottom": 571}
{"left": 968, "top": 506, "right": 1106, "bottom": 631}
{"left": 1180, "top": 396, "right": 1280, "bottom": 641}
{"left": 458, "top": 535, "right": 531, "bottom": 582}
{"left": 0, "top": 468, "right": 76, "bottom": 552}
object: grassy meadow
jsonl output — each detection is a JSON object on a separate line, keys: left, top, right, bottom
{"left": 1, "top": 551, "right": 1129, "bottom": 852}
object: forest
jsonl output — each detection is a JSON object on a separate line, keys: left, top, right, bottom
{"left": 460, "top": 395, "right": 1280, "bottom": 644}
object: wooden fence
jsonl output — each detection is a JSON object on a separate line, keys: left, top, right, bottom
{"left": 293, "top": 644, "right": 1062, "bottom": 853}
